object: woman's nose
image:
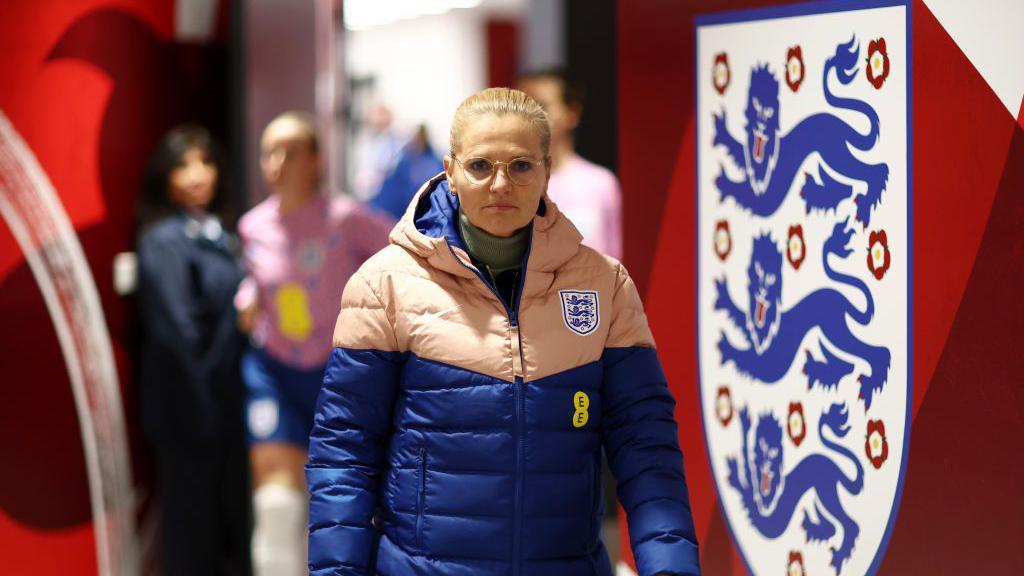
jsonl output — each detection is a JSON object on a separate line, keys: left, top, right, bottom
{"left": 185, "top": 162, "right": 207, "bottom": 183}
{"left": 490, "top": 166, "right": 513, "bottom": 192}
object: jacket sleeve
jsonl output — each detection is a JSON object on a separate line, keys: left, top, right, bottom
{"left": 601, "top": 264, "right": 700, "bottom": 576}
{"left": 307, "top": 271, "right": 403, "bottom": 575}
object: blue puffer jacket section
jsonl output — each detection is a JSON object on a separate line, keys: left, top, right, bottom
{"left": 308, "top": 345, "right": 699, "bottom": 576}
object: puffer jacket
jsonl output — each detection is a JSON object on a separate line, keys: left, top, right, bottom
{"left": 307, "top": 174, "right": 699, "bottom": 576}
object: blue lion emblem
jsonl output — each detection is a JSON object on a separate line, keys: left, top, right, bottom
{"left": 714, "top": 218, "right": 891, "bottom": 408}
{"left": 713, "top": 37, "right": 889, "bottom": 227}
{"left": 727, "top": 403, "right": 864, "bottom": 573}
{"left": 560, "top": 290, "right": 599, "bottom": 335}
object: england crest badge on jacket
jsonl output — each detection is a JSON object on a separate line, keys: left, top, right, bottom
{"left": 560, "top": 290, "right": 600, "bottom": 336}
{"left": 696, "top": 2, "right": 911, "bottom": 574}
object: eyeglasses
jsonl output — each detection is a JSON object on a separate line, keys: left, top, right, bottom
{"left": 453, "top": 156, "right": 545, "bottom": 186}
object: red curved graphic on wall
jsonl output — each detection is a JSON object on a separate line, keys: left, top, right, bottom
{"left": 0, "top": 2, "right": 229, "bottom": 573}
{"left": 0, "top": 109, "right": 135, "bottom": 576}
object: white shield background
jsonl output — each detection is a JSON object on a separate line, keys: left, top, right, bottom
{"left": 697, "top": 3, "right": 910, "bottom": 575}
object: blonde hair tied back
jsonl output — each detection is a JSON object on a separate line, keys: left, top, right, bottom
{"left": 449, "top": 87, "right": 551, "bottom": 159}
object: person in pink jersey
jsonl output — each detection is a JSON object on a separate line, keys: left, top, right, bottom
{"left": 235, "top": 111, "right": 393, "bottom": 576}
{"left": 519, "top": 69, "right": 623, "bottom": 260}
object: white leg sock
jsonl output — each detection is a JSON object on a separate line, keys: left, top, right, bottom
{"left": 252, "top": 483, "right": 308, "bottom": 576}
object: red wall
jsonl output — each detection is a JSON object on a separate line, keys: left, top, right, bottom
{"left": 0, "top": 2, "right": 228, "bottom": 573}
{"left": 487, "top": 19, "right": 521, "bottom": 89}
{"left": 617, "top": 0, "right": 1023, "bottom": 573}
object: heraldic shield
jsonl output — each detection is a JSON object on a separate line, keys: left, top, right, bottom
{"left": 560, "top": 290, "right": 600, "bottom": 336}
{"left": 696, "top": 2, "right": 911, "bottom": 574}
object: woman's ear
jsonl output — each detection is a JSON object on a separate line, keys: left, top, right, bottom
{"left": 443, "top": 155, "right": 456, "bottom": 192}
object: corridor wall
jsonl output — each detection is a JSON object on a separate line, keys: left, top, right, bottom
{"left": 0, "top": 1, "right": 231, "bottom": 573}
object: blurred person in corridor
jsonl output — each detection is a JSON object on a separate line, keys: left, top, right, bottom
{"left": 353, "top": 102, "right": 403, "bottom": 201}
{"left": 519, "top": 69, "right": 623, "bottom": 259}
{"left": 136, "top": 124, "right": 251, "bottom": 576}
{"left": 235, "top": 112, "right": 393, "bottom": 576}
{"left": 370, "top": 123, "right": 444, "bottom": 221}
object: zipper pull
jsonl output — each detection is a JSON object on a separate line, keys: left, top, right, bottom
{"left": 510, "top": 324, "right": 524, "bottom": 379}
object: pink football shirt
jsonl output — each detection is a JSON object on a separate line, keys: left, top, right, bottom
{"left": 546, "top": 154, "right": 623, "bottom": 260}
{"left": 235, "top": 193, "right": 393, "bottom": 369}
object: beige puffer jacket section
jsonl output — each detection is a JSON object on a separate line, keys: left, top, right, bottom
{"left": 332, "top": 174, "right": 655, "bottom": 383}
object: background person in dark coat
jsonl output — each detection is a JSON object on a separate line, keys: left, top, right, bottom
{"left": 136, "top": 125, "right": 251, "bottom": 576}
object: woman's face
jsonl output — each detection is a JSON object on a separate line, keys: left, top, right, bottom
{"left": 444, "top": 114, "right": 549, "bottom": 238}
{"left": 168, "top": 147, "right": 217, "bottom": 212}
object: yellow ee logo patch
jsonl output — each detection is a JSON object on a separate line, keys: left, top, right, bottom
{"left": 572, "top": 391, "right": 590, "bottom": 429}
{"left": 275, "top": 282, "right": 313, "bottom": 341}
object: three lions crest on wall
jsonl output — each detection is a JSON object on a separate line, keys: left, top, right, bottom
{"left": 697, "top": 2, "right": 911, "bottom": 574}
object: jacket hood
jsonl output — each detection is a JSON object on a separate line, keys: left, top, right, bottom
{"left": 389, "top": 172, "right": 584, "bottom": 279}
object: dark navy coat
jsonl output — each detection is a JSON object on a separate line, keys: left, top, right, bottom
{"left": 136, "top": 213, "right": 246, "bottom": 443}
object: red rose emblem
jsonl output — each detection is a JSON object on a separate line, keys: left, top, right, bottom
{"left": 787, "top": 402, "right": 806, "bottom": 447}
{"left": 788, "top": 551, "right": 806, "bottom": 576}
{"left": 865, "top": 419, "right": 889, "bottom": 469}
{"left": 867, "top": 229, "right": 891, "bottom": 280}
{"left": 785, "top": 45, "right": 805, "bottom": 92}
{"left": 715, "top": 386, "right": 733, "bottom": 427}
{"left": 787, "top": 224, "right": 806, "bottom": 270}
{"left": 866, "top": 38, "right": 890, "bottom": 89}
{"left": 714, "top": 220, "right": 732, "bottom": 261}
{"left": 713, "top": 52, "right": 731, "bottom": 95}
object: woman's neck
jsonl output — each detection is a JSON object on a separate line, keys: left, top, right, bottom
{"left": 181, "top": 206, "right": 209, "bottom": 220}
{"left": 458, "top": 210, "right": 529, "bottom": 275}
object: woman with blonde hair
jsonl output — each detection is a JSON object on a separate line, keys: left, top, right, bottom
{"left": 307, "top": 88, "right": 700, "bottom": 575}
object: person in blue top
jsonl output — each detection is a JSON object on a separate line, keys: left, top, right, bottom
{"left": 370, "top": 124, "right": 444, "bottom": 221}
{"left": 136, "top": 124, "right": 250, "bottom": 576}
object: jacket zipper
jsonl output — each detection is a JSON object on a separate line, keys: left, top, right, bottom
{"left": 447, "top": 236, "right": 531, "bottom": 575}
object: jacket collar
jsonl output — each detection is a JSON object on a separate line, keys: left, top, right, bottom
{"left": 390, "top": 172, "right": 583, "bottom": 278}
